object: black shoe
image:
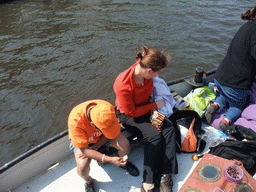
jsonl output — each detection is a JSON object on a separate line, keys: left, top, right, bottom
{"left": 120, "top": 161, "right": 140, "bottom": 176}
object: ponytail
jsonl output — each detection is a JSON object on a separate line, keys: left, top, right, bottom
{"left": 241, "top": 6, "right": 256, "bottom": 20}
{"left": 135, "top": 45, "right": 169, "bottom": 72}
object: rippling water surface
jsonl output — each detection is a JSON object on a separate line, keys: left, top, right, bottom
{"left": 0, "top": 0, "right": 254, "bottom": 166}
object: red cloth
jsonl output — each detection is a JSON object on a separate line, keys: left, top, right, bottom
{"left": 114, "top": 62, "right": 158, "bottom": 118}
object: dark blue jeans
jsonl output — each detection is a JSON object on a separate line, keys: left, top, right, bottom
{"left": 116, "top": 111, "right": 178, "bottom": 184}
{"left": 214, "top": 79, "right": 249, "bottom": 123}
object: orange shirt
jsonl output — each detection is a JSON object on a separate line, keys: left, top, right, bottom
{"left": 68, "top": 100, "right": 103, "bottom": 148}
{"left": 114, "top": 62, "right": 158, "bottom": 118}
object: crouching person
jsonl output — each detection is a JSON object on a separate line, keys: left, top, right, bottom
{"left": 68, "top": 100, "right": 139, "bottom": 192}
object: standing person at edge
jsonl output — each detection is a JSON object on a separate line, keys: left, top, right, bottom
{"left": 205, "top": 6, "right": 256, "bottom": 130}
{"left": 68, "top": 100, "right": 139, "bottom": 192}
{"left": 114, "top": 45, "right": 178, "bottom": 192}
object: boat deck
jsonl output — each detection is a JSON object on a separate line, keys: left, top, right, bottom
{"left": 14, "top": 145, "right": 203, "bottom": 192}
{"left": 14, "top": 123, "right": 256, "bottom": 192}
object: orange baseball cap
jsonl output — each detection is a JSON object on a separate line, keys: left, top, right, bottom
{"left": 90, "top": 101, "right": 120, "bottom": 139}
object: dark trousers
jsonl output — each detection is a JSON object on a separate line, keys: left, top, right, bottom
{"left": 116, "top": 111, "right": 178, "bottom": 184}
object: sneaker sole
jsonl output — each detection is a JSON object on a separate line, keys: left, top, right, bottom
{"left": 219, "top": 121, "right": 229, "bottom": 130}
{"left": 205, "top": 105, "right": 216, "bottom": 124}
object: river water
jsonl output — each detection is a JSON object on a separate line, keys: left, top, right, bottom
{"left": 0, "top": 0, "right": 254, "bottom": 167}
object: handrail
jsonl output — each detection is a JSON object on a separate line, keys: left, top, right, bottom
{"left": 167, "top": 68, "right": 216, "bottom": 86}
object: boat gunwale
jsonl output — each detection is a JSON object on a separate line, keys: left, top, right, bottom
{"left": 0, "top": 129, "right": 68, "bottom": 174}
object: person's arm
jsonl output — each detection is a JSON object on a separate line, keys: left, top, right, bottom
{"left": 116, "top": 89, "right": 158, "bottom": 117}
{"left": 79, "top": 147, "right": 127, "bottom": 167}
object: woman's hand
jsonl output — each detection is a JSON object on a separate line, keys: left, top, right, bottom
{"left": 156, "top": 99, "right": 165, "bottom": 109}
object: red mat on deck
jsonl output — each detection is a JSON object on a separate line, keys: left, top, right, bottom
{"left": 179, "top": 153, "right": 256, "bottom": 192}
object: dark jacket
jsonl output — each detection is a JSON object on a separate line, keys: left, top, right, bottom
{"left": 209, "top": 125, "right": 256, "bottom": 175}
{"left": 215, "top": 19, "right": 256, "bottom": 89}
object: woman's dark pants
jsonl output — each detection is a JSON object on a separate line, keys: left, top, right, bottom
{"left": 116, "top": 111, "right": 178, "bottom": 184}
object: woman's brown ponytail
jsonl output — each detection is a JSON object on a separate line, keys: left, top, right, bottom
{"left": 241, "top": 6, "right": 256, "bottom": 20}
{"left": 135, "top": 45, "right": 169, "bottom": 72}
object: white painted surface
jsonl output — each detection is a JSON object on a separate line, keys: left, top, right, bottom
{"left": 14, "top": 140, "right": 205, "bottom": 192}
{"left": 13, "top": 124, "right": 256, "bottom": 192}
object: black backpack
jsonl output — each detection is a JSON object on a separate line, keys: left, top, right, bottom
{"left": 208, "top": 140, "right": 256, "bottom": 175}
{"left": 169, "top": 110, "right": 206, "bottom": 153}
{"left": 208, "top": 125, "right": 256, "bottom": 175}
{"left": 222, "top": 124, "right": 256, "bottom": 141}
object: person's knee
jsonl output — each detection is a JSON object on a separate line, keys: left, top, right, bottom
{"left": 76, "top": 158, "right": 91, "bottom": 176}
{"left": 113, "top": 133, "right": 130, "bottom": 151}
{"left": 75, "top": 151, "right": 91, "bottom": 174}
{"left": 77, "top": 163, "right": 89, "bottom": 172}
{"left": 120, "top": 135, "right": 130, "bottom": 148}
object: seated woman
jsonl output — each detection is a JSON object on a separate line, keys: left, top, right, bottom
{"left": 114, "top": 45, "right": 178, "bottom": 192}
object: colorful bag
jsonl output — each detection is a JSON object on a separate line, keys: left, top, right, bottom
{"left": 150, "top": 107, "right": 165, "bottom": 132}
{"left": 169, "top": 110, "right": 206, "bottom": 153}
